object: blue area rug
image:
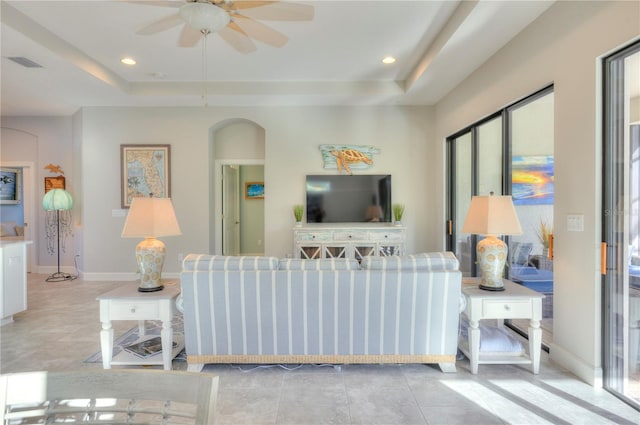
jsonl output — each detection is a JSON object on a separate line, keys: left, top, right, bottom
{"left": 84, "top": 316, "right": 186, "bottom": 363}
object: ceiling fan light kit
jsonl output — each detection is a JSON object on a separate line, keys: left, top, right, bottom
{"left": 179, "top": 2, "right": 230, "bottom": 33}
{"left": 132, "top": 0, "right": 314, "bottom": 52}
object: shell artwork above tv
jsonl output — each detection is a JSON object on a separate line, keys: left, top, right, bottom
{"left": 319, "top": 144, "right": 380, "bottom": 175}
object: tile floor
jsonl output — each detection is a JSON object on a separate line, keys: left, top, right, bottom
{"left": 2, "top": 274, "right": 639, "bottom": 424}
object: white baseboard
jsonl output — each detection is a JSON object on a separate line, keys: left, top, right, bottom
{"left": 37, "top": 265, "right": 77, "bottom": 275}
{"left": 549, "top": 342, "right": 603, "bottom": 387}
{"left": 35, "top": 267, "right": 181, "bottom": 282}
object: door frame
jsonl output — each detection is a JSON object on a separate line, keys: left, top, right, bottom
{"left": 213, "top": 159, "right": 264, "bottom": 255}
{"left": 1, "top": 161, "right": 36, "bottom": 272}
{"left": 601, "top": 38, "right": 640, "bottom": 408}
{"left": 222, "top": 164, "right": 240, "bottom": 256}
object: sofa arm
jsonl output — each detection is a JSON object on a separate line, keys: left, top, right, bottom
{"left": 176, "top": 294, "right": 184, "bottom": 314}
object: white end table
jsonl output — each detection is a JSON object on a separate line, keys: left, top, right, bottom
{"left": 460, "top": 278, "right": 544, "bottom": 374}
{"left": 97, "top": 282, "right": 182, "bottom": 370}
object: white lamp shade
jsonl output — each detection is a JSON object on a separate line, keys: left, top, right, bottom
{"left": 461, "top": 194, "right": 522, "bottom": 236}
{"left": 179, "top": 2, "right": 230, "bottom": 33}
{"left": 122, "top": 198, "right": 181, "bottom": 238}
{"left": 42, "top": 189, "right": 73, "bottom": 211}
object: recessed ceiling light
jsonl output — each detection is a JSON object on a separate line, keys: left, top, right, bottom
{"left": 382, "top": 56, "right": 396, "bottom": 64}
{"left": 121, "top": 57, "right": 136, "bottom": 66}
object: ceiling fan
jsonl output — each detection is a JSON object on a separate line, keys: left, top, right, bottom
{"left": 127, "top": 0, "right": 314, "bottom": 53}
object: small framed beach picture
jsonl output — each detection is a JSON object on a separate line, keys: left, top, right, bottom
{"left": 0, "top": 167, "right": 22, "bottom": 204}
{"left": 245, "top": 182, "right": 264, "bottom": 200}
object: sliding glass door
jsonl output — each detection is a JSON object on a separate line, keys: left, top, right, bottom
{"left": 507, "top": 89, "right": 555, "bottom": 343}
{"left": 448, "top": 131, "right": 474, "bottom": 276}
{"left": 446, "top": 114, "right": 503, "bottom": 277}
{"left": 602, "top": 40, "right": 640, "bottom": 408}
{"left": 446, "top": 86, "right": 554, "bottom": 345}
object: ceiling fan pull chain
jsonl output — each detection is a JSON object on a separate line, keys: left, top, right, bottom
{"left": 202, "top": 29, "right": 209, "bottom": 107}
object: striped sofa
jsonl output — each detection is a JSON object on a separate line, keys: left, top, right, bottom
{"left": 180, "top": 252, "right": 462, "bottom": 373}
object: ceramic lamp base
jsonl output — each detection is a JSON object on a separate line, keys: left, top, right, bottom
{"left": 135, "top": 237, "right": 166, "bottom": 292}
{"left": 476, "top": 235, "right": 508, "bottom": 291}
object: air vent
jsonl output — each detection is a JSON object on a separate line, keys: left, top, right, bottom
{"left": 7, "top": 57, "right": 43, "bottom": 68}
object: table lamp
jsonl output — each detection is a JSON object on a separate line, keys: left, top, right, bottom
{"left": 122, "top": 198, "right": 181, "bottom": 292}
{"left": 462, "top": 193, "right": 522, "bottom": 291}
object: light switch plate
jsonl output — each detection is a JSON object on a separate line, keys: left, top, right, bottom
{"left": 567, "top": 214, "right": 584, "bottom": 232}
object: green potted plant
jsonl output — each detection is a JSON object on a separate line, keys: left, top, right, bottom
{"left": 392, "top": 203, "right": 405, "bottom": 225}
{"left": 293, "top": 204, "right": 304, "bottom": 226}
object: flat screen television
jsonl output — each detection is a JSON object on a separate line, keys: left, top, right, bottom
{"left": 306, "top": 174, "right": 392, "bottom": 223}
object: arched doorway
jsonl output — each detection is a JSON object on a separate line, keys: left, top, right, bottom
{"left": 209, "top": 119, "right": 265, "bottom": 255}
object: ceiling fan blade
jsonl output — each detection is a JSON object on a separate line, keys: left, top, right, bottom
{"left": 120, "top": 0, "right": 182, "bottom": 8}
{"left": 218, "top": 1, "right": 277, "bottom": 10}
{"left": 178, "top": 24, "right": 204, "bottom": 47}
{"left": 218, "top": 25, "right": 256, "bottom": 54}
{"left": 234, "top": 2, "right": 314, "bottom": 21}
{"left": 232, "top": 15, "right": 288, "bottom": 47}
{"left": 137, "top": 13, "right": 184, "bottom": 35}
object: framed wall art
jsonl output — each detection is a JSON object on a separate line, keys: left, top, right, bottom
{"left": 245, "top": 182, "right": 264, "bottom": 200}
{"left": 44, "top": 176, "right": 66, "bottom": 193}
{"left": 0, "top": 167, "right": 22, "bottom": 204}
{"left": 512, "top": 155, "right": 554, "bottom": 205}
{"left": 121, "top": 144, "right": 171, "bottom": 208}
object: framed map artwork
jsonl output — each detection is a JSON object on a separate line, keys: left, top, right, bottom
{"left": 120, "top": 144, "right": 171, "bottom": 208}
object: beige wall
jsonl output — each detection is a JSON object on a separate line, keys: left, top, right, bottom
{"left": 2, "top": 106, "right": 435, "bottom": 275}
{"left": 434, "top": 0, "right": 640, "bottom": 384}
{"left": 68, "top": 105, "right": 433, "bottom": 279}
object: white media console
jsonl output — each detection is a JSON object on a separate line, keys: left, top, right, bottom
{"left": 293, "top": 223, "right": 406, "bottom": 260}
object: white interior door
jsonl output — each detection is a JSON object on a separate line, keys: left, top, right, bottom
{"left": 222, "top": 165, "right": 240, "bottom": 256}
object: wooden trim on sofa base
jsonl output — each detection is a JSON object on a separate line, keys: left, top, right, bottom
{"left": 187, "top": 353, "right": 456, "bottom": 365}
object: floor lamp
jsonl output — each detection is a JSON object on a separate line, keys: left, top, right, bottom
{"left": 43, "top": 189, "right": 76, "bottom": 282}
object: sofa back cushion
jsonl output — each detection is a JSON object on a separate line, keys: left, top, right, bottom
{"left": 278, "top": 258, "right": 360, "bottom": 270}
{"left": 360, "top": 252, "right": 459, "bottom": 271}
{"left": 182, "top": 254, "right": 279, "bottom": 271}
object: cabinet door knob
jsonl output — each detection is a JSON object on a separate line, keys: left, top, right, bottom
{"left": 504, "top": 305, "right": 510, "bottom": 311}
{"left": 130, "top": 307, "right": 136, "bottom": 313}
